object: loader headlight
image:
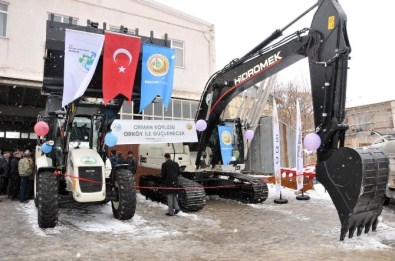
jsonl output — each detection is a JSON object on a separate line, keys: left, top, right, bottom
{"left": 71, "top": 141, "right": 81, "bottom": 148}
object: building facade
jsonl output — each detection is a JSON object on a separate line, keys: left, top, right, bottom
{"left": 344, "top": 100, "right": 395, "bottom": 147}
{"left": 0, "top": 0, "right": 216, "bottom": 151}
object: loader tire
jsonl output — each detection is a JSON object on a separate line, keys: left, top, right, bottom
{"left": 34, "top": 173, "right": 38, "bottom": 208}
{"left": 111, "top": 169, "right": 136, "bottom": 220}
{"left": 37, "top": 171, "right": 59, "bottom": 228}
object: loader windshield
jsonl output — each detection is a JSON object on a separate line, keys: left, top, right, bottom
{"left": 70, "top": 116, "right": 95, "bottom": 148}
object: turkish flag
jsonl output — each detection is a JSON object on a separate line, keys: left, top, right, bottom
{"left": 103, "top": 32, "right": 141, "bottom": 104}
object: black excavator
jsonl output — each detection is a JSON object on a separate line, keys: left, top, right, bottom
{"left": 139, "top": 0, "right": 389, "bottom": 241}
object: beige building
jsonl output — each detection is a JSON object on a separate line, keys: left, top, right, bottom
{"left": 344, "top": 100, "right": 395, "bottom": 147}
{"left": 0, "top": 0, "right": 216, "bottom": 151}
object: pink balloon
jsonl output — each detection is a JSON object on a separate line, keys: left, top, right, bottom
{"left": 304, "top": 133, "right": 321, "bottom": 151}
{"left": 195, "top": 119, "right": 207, "bottom": 132}
{"left": 245, "top": 130, "right": 254, "bottom": 140}
{"left": 34, "top": 121, "right": 50, "bottom": 136}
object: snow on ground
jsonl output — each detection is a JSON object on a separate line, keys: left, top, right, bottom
{"left": 267, "top": 183, "right": 332, "bottom": 200}
{"left": 20, "top": 183, "right": 395, "bottom": 251}
{"left": 23, "top": 193, "right": 218, "bottom": 238}
{"left": 249, "top": 183, "right": 395, "bottom": 250}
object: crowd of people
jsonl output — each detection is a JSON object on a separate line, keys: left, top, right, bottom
{"left": 0, "top": 148, "right": 180, "bottom": 217}
{"left": 109, "top": 150, "right": 137, "bottom": 174}
{"left": 0, "top": 149, "right": 35, "bottom": 203}
{"left": 0, "top": 149, "right": 138, "bottom": 204}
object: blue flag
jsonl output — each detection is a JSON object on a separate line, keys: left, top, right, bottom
{"left": 140, "top": 44, "right": 175, "bottom": 112}
{"left": 218, "top": 125, "right": 233, "bottom": 165}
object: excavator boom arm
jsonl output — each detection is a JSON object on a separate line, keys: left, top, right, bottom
{"left": 195, "top": 31, "right": 310, "bottom": 165}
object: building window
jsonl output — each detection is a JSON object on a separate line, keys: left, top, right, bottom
{"left": 0, "top": 2, "right": 8, "bottom": 37}
{"left": 47, "top": 13, "right": 78, "bottom": 25}
{"left": 171, "top": 40, "right": 184, "bottom": 68}
{"left": 357, "top": 115, "right": 372, "bottom": 131}
{"left": 6, "top": 131, "right": 20, "bottom": 139}
{"left": 119, "top": 97, "right": 198, "bottom": 120}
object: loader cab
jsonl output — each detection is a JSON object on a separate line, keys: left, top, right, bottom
{"left": 69, "top": 115, "right": 100, "bottom": 150}
{"left": 70, "top": 116, "right": 91, "bottom": 147}
{"left": 67, "top": 102, "right": 106, "bottom": 151}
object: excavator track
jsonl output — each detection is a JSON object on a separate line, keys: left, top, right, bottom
{"left": 139, "top": 174, "right": 206, "bottom": 212}
{"left": 177, "top": 176, "right": 206, "bottom": 212}
{"left": 183, "top": 172, "right": 268, "bottom": 204}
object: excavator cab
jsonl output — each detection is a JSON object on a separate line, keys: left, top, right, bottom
{"left": 206, "top": 119, "right": 244, "bottom": 167}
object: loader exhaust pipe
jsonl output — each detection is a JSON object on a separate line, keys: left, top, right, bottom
{"left": 316, "top": 147, "right": 389, "bottom": 240}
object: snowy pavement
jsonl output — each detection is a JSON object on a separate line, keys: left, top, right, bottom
{"left": 0, "top": 184, "right": 394, "bottom": 261}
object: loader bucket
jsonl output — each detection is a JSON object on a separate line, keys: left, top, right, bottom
{"left": 316, "top": 147, "right": 389, "bottom": 241}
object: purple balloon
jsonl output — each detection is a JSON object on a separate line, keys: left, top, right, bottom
{"left": 245, "top": 130, "right": 254, "bottom": 140}
{"left": 195, "top": 119, "right": 207, "bottom": 132}
{"left": 304, "top": 133, "right": 321, "bottom": 151}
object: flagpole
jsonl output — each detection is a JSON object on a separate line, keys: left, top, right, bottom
{"left": 296, "top": 176, "right": 310, "bottom": 200}
{"left": 274, "top": 190, "right": 288, "bottom": 204}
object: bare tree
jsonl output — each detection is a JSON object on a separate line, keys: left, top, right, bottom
{"left": 271, "top": 78, "right": 315, "bottom": 134}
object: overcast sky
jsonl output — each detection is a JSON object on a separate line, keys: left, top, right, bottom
{"left": 153, "top": 0, "right": 393, "bottom": 107}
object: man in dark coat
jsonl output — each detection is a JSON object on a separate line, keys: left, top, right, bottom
{"left": 7, "top": 151, "right": 21, "bottom": 200}
{"left": 161, "top": 153, "right": 181, "bottom": 216}
{"left": 126, "top": 151, "right": 137, "bottom": 174}
{"left": 109, "top": 149, "right": 117, "bottom": 168}
{"left": 110, "top": 150, "right": 125, "bottom": 167}
{"left": 0, "top": 151, "right": 10, "bottom": 194}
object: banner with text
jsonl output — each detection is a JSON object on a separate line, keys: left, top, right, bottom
{"left": 110, "top": 120, "right": 198, "bottom": 144}
{"left": 272, "top": 98, "right": 282, "bottom": 193}
{"left": 140, "top": 44, "right": 175, "bottom": 112}
{"left": 63, "top": 29, "right": 104, "bottom": 108}
{"left": 295, "top": 100, "right": 304, "bottom": 191}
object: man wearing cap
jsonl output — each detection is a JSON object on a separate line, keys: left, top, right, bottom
{"left": 126, "top": 151, "right": 137, "bottom": 174}
{"left": 161, "top": 153, "right": 181, "bottom": 216}
{"left": 18, "top": 150, "right": 34, "bottom": 203}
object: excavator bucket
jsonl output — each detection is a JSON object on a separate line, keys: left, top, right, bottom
{"left": 316, "top": 147, "right": 389, "bottom": 241}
